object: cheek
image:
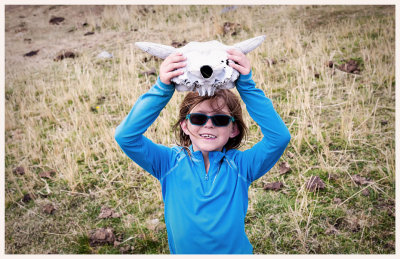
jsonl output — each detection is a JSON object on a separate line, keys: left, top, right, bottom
{"left": 181, "top": 120, "right": 199, "bottom": 136}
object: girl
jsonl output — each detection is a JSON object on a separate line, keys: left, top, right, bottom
{"left": 115, "top": 49, "right": 291, "bottom": 254}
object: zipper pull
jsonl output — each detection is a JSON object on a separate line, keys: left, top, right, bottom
{"left": 205, "top": 173, "right": 209, "bottom": 181}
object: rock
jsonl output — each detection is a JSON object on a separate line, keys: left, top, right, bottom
{"left": 13, "top": 166, "right": 25, "bottom": 176}
{"left": 146, "top": 218, "right": 165, "bottom": 231}
{"left": 97, "top": 51, "right": 113, "bottom": 59}
{"left": 42, "top": 203, "right": 56, "bottom": 214}
{"left": 279, "top": 162, "right": 291, "bottom": 175}
{"left": 89, "top": 227, "right": 116, "bottom": 246}
{"left": 306, "top": 176, "right": 325, "bottom": 191}
{"left": 263, "top": 182, "right": 283, "bottom": 191}
{"left": 337, "top": 59, "right": 361, "bottom": 74}
{"left": 49, "top": 16, "right": 65, "bottom": 25}
{"left": 22, "top": 193, "right": 34, "bottom": 203}
{"left": 326, "top": 60, "right": 334, "bottom": 68}
{"left": 351, "top": 174, "right": 373, "bottom": 185}
{"left": 39, "top": 170, "right": 56, "bottom": 179}
{"left": 54, "top": 51, "right": 77, "bottom": 61}
{"left": 98, "top": 206, "right": 120, "bottom": 219}
{"left": 23, "top": 50, "right": 39, "bottom": 57}
{"left": 287, "top": 151, "right": 294, "bottom": 159}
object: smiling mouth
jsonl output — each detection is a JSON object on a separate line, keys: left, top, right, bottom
{"left": 199, "top": 134, "right": 217, "bottom": 139}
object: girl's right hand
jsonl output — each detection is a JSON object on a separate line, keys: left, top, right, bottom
{"left": 160, "top": 52, "right": 187, "bottom": 85}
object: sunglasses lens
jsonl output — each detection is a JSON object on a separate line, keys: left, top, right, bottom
{"left": 189, "top": 114, "right": 208, "bottom": 125}
{"left": 212, "top": 115, "right": 231, "bottom": 126}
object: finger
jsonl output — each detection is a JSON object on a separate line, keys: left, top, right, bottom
{"left": 228, "top": 60, "right": 249, "bottom": 75}
{"left": 227, "top": 48, "right": 245, "bottom": 56}
{"left": 167, "top": 69, "right": 184, "bottom": 79}
{"left": 166, "top": 52, "right": 186, "bottom": 63}
{"left": 228, "top": 60, "right": 243, "bottom": 71}
{"left": 227, "top": 53, "right": 242, "bottom": 64}
{"left": 167, "top": 61, "right": 186, "bottom": 72}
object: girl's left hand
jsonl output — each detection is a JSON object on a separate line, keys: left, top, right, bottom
{"left": 227, "top": 49, "right": 251, "bottom": 75}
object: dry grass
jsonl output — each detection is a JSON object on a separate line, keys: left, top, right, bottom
{"left": 5, "top": 5, "right": 395, "bottom": 254}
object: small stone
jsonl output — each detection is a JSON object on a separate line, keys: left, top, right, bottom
{"left": 352, "top": 175, "right": 373, "bottom": 185}
{"left": 279, "top": 162, "right": 291, "bottom": 175}
{"left": 306, "top": 176, "right": 325, "bottom": 191}
{"left": 39, "top": 170, "right": 56, "bottom": 179}
{"left": 333, "top": 198, "right": 342, "bottom": 204}
{"left": 42, "top": 203, "right": 56, "bottom": 214}
{"left": 362, "top": 188, "right": 370, "bottom": 196}
{"left": 263, "top": 182, "right": 283, "bottom": 191}
{"left": 97, "top": 51, "right": 113, "bottom": 59}
{"left": 326, "top": 61, "right": 334, "bottom": 68}
{"left": 98, "top": 206, "right": 120, "bottom": 219}
{"left": 23, "top": 50, "right": 39, "bottom": 57}
{"left": 13, "top": 166, "right": 25, "bottom": 176}
{"left": 49, "top": 16, "right": 65, "bottom": 25}
{"left": 89, "top": 228, "right": 116, "bottom": 246}
{"left": 22, "top": 193, "right": 33, "bottom": 203}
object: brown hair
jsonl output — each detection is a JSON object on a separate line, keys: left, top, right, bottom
{"left": 173, "top": 89, "right": 248, "bottom": 151}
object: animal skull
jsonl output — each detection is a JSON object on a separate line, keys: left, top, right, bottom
{"left": 135, "top": 35, "right": 266, "bottom": 96}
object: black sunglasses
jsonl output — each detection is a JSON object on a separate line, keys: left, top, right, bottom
{"left": 186, "top": 113, "right": 235, "bottom": 127}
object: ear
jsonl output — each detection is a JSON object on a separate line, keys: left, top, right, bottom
{"left": 230, "top": 123, "right": 240, "bottom": 138}
{"left": 135, "top": 42, "right": 176, "bottom": 59}
{"left": 233, "top": 35, "right": 266, "bottom": 54}
{"left": 180, "top": 120, "right": 190, "bottom": 135}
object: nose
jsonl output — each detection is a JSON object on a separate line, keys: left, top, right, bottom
{"left": 204, "top": 117, "right": 214, "bottom": 128}
{"left": 200, "top": 65, "right": 213, "bottom": 78}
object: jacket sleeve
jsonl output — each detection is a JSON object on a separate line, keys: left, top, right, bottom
{"left": 114, "top": 78, "right": 175, "bottom": 180}
{"left": 235, "top": 71, "right": 291, "bottom": 183}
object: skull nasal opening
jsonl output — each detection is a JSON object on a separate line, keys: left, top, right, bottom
{"left": 200, "top": 65, "right": 213, "bottom": 78}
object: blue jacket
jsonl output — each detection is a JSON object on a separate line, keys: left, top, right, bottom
{"left": 115, "top": 72, "right": 291, "bottom": 254}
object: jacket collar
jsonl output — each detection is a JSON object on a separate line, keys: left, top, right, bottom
{"left": 189, "top": 145, "right": 226, "bottom": 163}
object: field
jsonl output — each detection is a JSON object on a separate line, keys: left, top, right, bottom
{"left": 4, "top": 5, "right": 395, "bottom": 254}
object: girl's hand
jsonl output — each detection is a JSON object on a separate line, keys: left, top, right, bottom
{"left": 227, "top": 49, "right": 251, "bottom": 75}
{"left": 159, "top": 52, "right": 187, "bottom": 85}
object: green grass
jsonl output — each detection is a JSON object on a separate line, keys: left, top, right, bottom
{"left": 5, "top": 5, "right": 395, "bottom": 254}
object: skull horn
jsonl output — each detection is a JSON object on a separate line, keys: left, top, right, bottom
{"left": 135, "top": 42, "right": 176, "bottom": 59}
{"left": 233, "top": 35, "right": 266, "bottom": 54}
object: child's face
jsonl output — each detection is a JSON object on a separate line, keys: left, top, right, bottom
{"left": 180, "top": 98, "right": 239, "bottom": 153}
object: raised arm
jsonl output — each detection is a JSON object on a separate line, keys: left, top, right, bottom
{"left": 115, "top": 53, "right": 186, "bottom": 180}
{"left": 228, "top": 49, "right": 291, "bottom": 183}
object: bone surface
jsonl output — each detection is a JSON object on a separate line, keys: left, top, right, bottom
{"left": 135, "top": 35, "right": 266, "bottom": 96}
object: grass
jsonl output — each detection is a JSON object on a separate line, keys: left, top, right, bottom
{"left": 4, "top": 5, "right": 395, "bottom": 254}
